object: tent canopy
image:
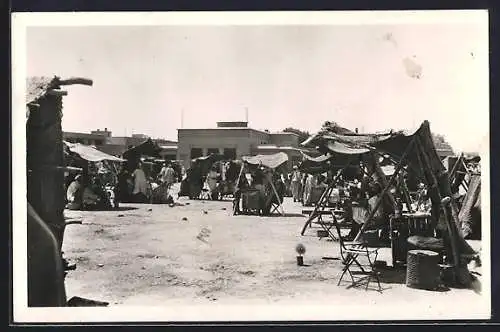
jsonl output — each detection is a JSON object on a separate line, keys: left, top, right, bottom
{"left": 242, "top": 152, "right": 289, "bottom": 169}
{"left": 64, "top": 141, "right": 125, "bottom": 162}
{"left": 191, "top": 154, "right": 227, "bottom": 175}
{"left": 123, "top": 138, "right": 162, "bottom": 160}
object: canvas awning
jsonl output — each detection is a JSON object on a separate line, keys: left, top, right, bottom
{"left": 123, "top": 138, "right": 162, "bottom": 160}
{"left": 64, "top": 141, "right": 125, "bottom": 162}
{"left": 242, "top": 152, "right": 289, "bottom": 169}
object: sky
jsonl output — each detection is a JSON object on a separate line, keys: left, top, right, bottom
{"left": 26, "top": 18, "right": 489, "bottom": 152}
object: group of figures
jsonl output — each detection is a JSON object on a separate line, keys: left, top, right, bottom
{"left": 65, "top": 160, "right": 180, "bottom": 210}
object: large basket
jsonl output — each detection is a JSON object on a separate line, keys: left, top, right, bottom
{"left": 406, "top": 250, "right": 441, "bottom": 290}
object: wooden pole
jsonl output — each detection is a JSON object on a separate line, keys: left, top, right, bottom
{"left": 47, "top": 89, "right": 68, "bottom": 96}
{"left": 414, "top": 137, "right": 460, "bottom": 272}
{"left": 57, "top": 77, "right": 93, "bottom": 86}
{"left": 300, "top": 160, "right": 352, "bottom": 235}
{"left": 267, "top": 173, "right": 285, "bottom": 216}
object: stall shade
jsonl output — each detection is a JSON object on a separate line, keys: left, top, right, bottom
{"left": 237, "top": 152, "right": 289, "bottom": 215}
{"left": 64, "top": 141, "right": 126, "bottom": 163}
{"left": 242, "top": 152, "right": 289, "bottom": 169}
{"left": 301, "top": 120, "right": 476, "bottom": 285}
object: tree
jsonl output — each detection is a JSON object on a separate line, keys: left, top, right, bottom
{"left": 283, "top": 127, "right": 310, "bottom": 142}
{"left": 432, "top": 133, "right": 454, "bottom": 153}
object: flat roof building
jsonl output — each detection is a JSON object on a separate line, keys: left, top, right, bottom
{"left": 177, "top": 121, "right": 304, "bottom": 169}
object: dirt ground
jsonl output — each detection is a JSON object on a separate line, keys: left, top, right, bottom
{"left": 62, "top": 184, "right": 486, "bottom": 317}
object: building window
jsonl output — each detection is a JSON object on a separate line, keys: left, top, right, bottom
{"left": 223, "top": 148, "right": 236, "bottom": 160}
{"left": 207, "top": 148, "right": 219, "bottom": 156}
{"left": 190, "top": 148, "right": 203, "bottom": 160}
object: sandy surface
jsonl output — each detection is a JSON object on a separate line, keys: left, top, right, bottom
{"left": 62, "top": 184, "right": 487, "bottom": 319}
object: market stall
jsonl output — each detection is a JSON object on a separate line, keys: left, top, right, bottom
{"left": 233, "top": 152, "right": 288, "bottom": 216}
{"left": 301, "top": 120, "right": 478, "bottom": 286}
{"left": 64, "top": 141, "right": 126, "bottom": 210}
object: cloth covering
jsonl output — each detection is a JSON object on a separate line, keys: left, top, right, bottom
{"left": 242, "top": 152, "right": 288, "bottom": 169}
{"left": 458, "top": 174, "right": 481, "bottom": 239}
{"left": 64, "top": 141, "right": 125, "bottom": 162}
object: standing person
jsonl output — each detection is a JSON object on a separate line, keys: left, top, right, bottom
{"left": 207, "top": 165, "right": 219, "bottom": 200}
{"left": 132, "top": 162, "right": 149, "bottom": 203}
{"left": 188, "top": 163, "right": 203, "bottom": 199}
{"left": 115, "top": 164, "right": 129, "bottom": 203}
{"left": 233, "top": 168, "right": 249, "bottom": 215}
{"left": 291, "top": 166, "right": 302, "bottom": 202}
{"left": 159, "top": 163, "right": 176, "bottom": 190}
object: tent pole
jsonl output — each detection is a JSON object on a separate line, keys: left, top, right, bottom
{"left": 267, "top": 173, "right": 285, "bottom": 216}
{"left": 353, "top": 138, "right": 415, "bottom": 243}
{"left": 234, "top": 163, "right": 245, "bottom": 192}
{"left": 414, "top": 137, "right": 460, "bottom": 273}
{"left": 300, "top": 160, "right": 351, "bottom": 235}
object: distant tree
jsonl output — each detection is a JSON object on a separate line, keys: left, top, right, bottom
{"left": 320, "top": 121, "right": 353, "bottom": 135}
{"left": 283, "top": 127, "right": 310, "bottom": 142}
{"left": 432, "top": 133, "right": 454, "bottom": 154}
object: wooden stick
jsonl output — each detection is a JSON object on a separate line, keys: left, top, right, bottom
{"left": 300, "top": 160, "right": 352, "bottom": 235}
{"left": 353, "top": 138, "right": 415, "bottom": 242}
{"left": 449, "top": 154, "right": 463, "bottom": 179}
{"left": 47, "top": 89, "right": 68, "bottom": 96}
{"left": 234, "top": 163, "right": 245, "bottom": 192}
{"left": 58, "top": 77, "right": 94, "bottom": 86}
{"left": 267, "top": 173, "right": 285, "bottom": 216}
{"left": 415, "top": 137, "right": 460, "bottom": 271}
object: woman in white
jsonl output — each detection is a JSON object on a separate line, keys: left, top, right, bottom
{"left": 291, "top": 166, "right": 302, "bottom": 202}
{"left": 132, "top": 162, "right": 149, "bottom": 202}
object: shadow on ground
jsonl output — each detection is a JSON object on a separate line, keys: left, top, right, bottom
{"left": 111, "top": 206, "right": 139, "bottom": 211}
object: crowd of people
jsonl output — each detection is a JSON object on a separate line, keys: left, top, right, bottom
{"left": 64, "top": 155, "right": 435, "bottom": 233}
{"left": 65, "top": 160, "right": 182, "bottom": 210}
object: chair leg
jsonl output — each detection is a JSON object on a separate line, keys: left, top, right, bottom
{"left": 338, "top": 268, "right": 348, "bottom": 286}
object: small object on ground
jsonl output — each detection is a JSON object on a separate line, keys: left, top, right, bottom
{"left": 295, "top": 243, "right": 306, "bottom": 266}
{"left": 203, "top": 210, "right": 208, "bottom": 214}
{"left": 97, "top": 263, "right": 104, "bottom": 267}
{"left": 117, "top": 214, "right": 124, "bottom": 217}
{"left": 221, "top": 207, "right": 227, "bottom": 211}
{"left": 182, "top": 217, "right": 188, "bottom": 221}
{"left": 185, "top": 202, "right": 190, "bottom": 205}
{"left": 295, "top": 243, "right": 306, "bottom": 255}
{"left": 65, "top": 263, "right": 77, "bottom": 271}
{"left": 148, "top": 208, "right": 153, "bottom": 212}
{"left": 297, "top": 255, "right": 304, "bottom": 266}
{"left": 67, "top": 296, "right": 109, "bottom": 307}
{"left": 197, "top": 227, "right": 211, "bottom": 243}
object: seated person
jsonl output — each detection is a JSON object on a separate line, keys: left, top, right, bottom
{"left": 346, "top": 182, "right": 387, "bottom": 241}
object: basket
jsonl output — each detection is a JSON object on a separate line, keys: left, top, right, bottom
{"left": 406, "top": 250, "right": 441, "bottom": 290}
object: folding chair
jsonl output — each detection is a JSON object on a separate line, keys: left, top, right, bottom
{"left": 330, "top": 211, "right": 382, "bottom": 292}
